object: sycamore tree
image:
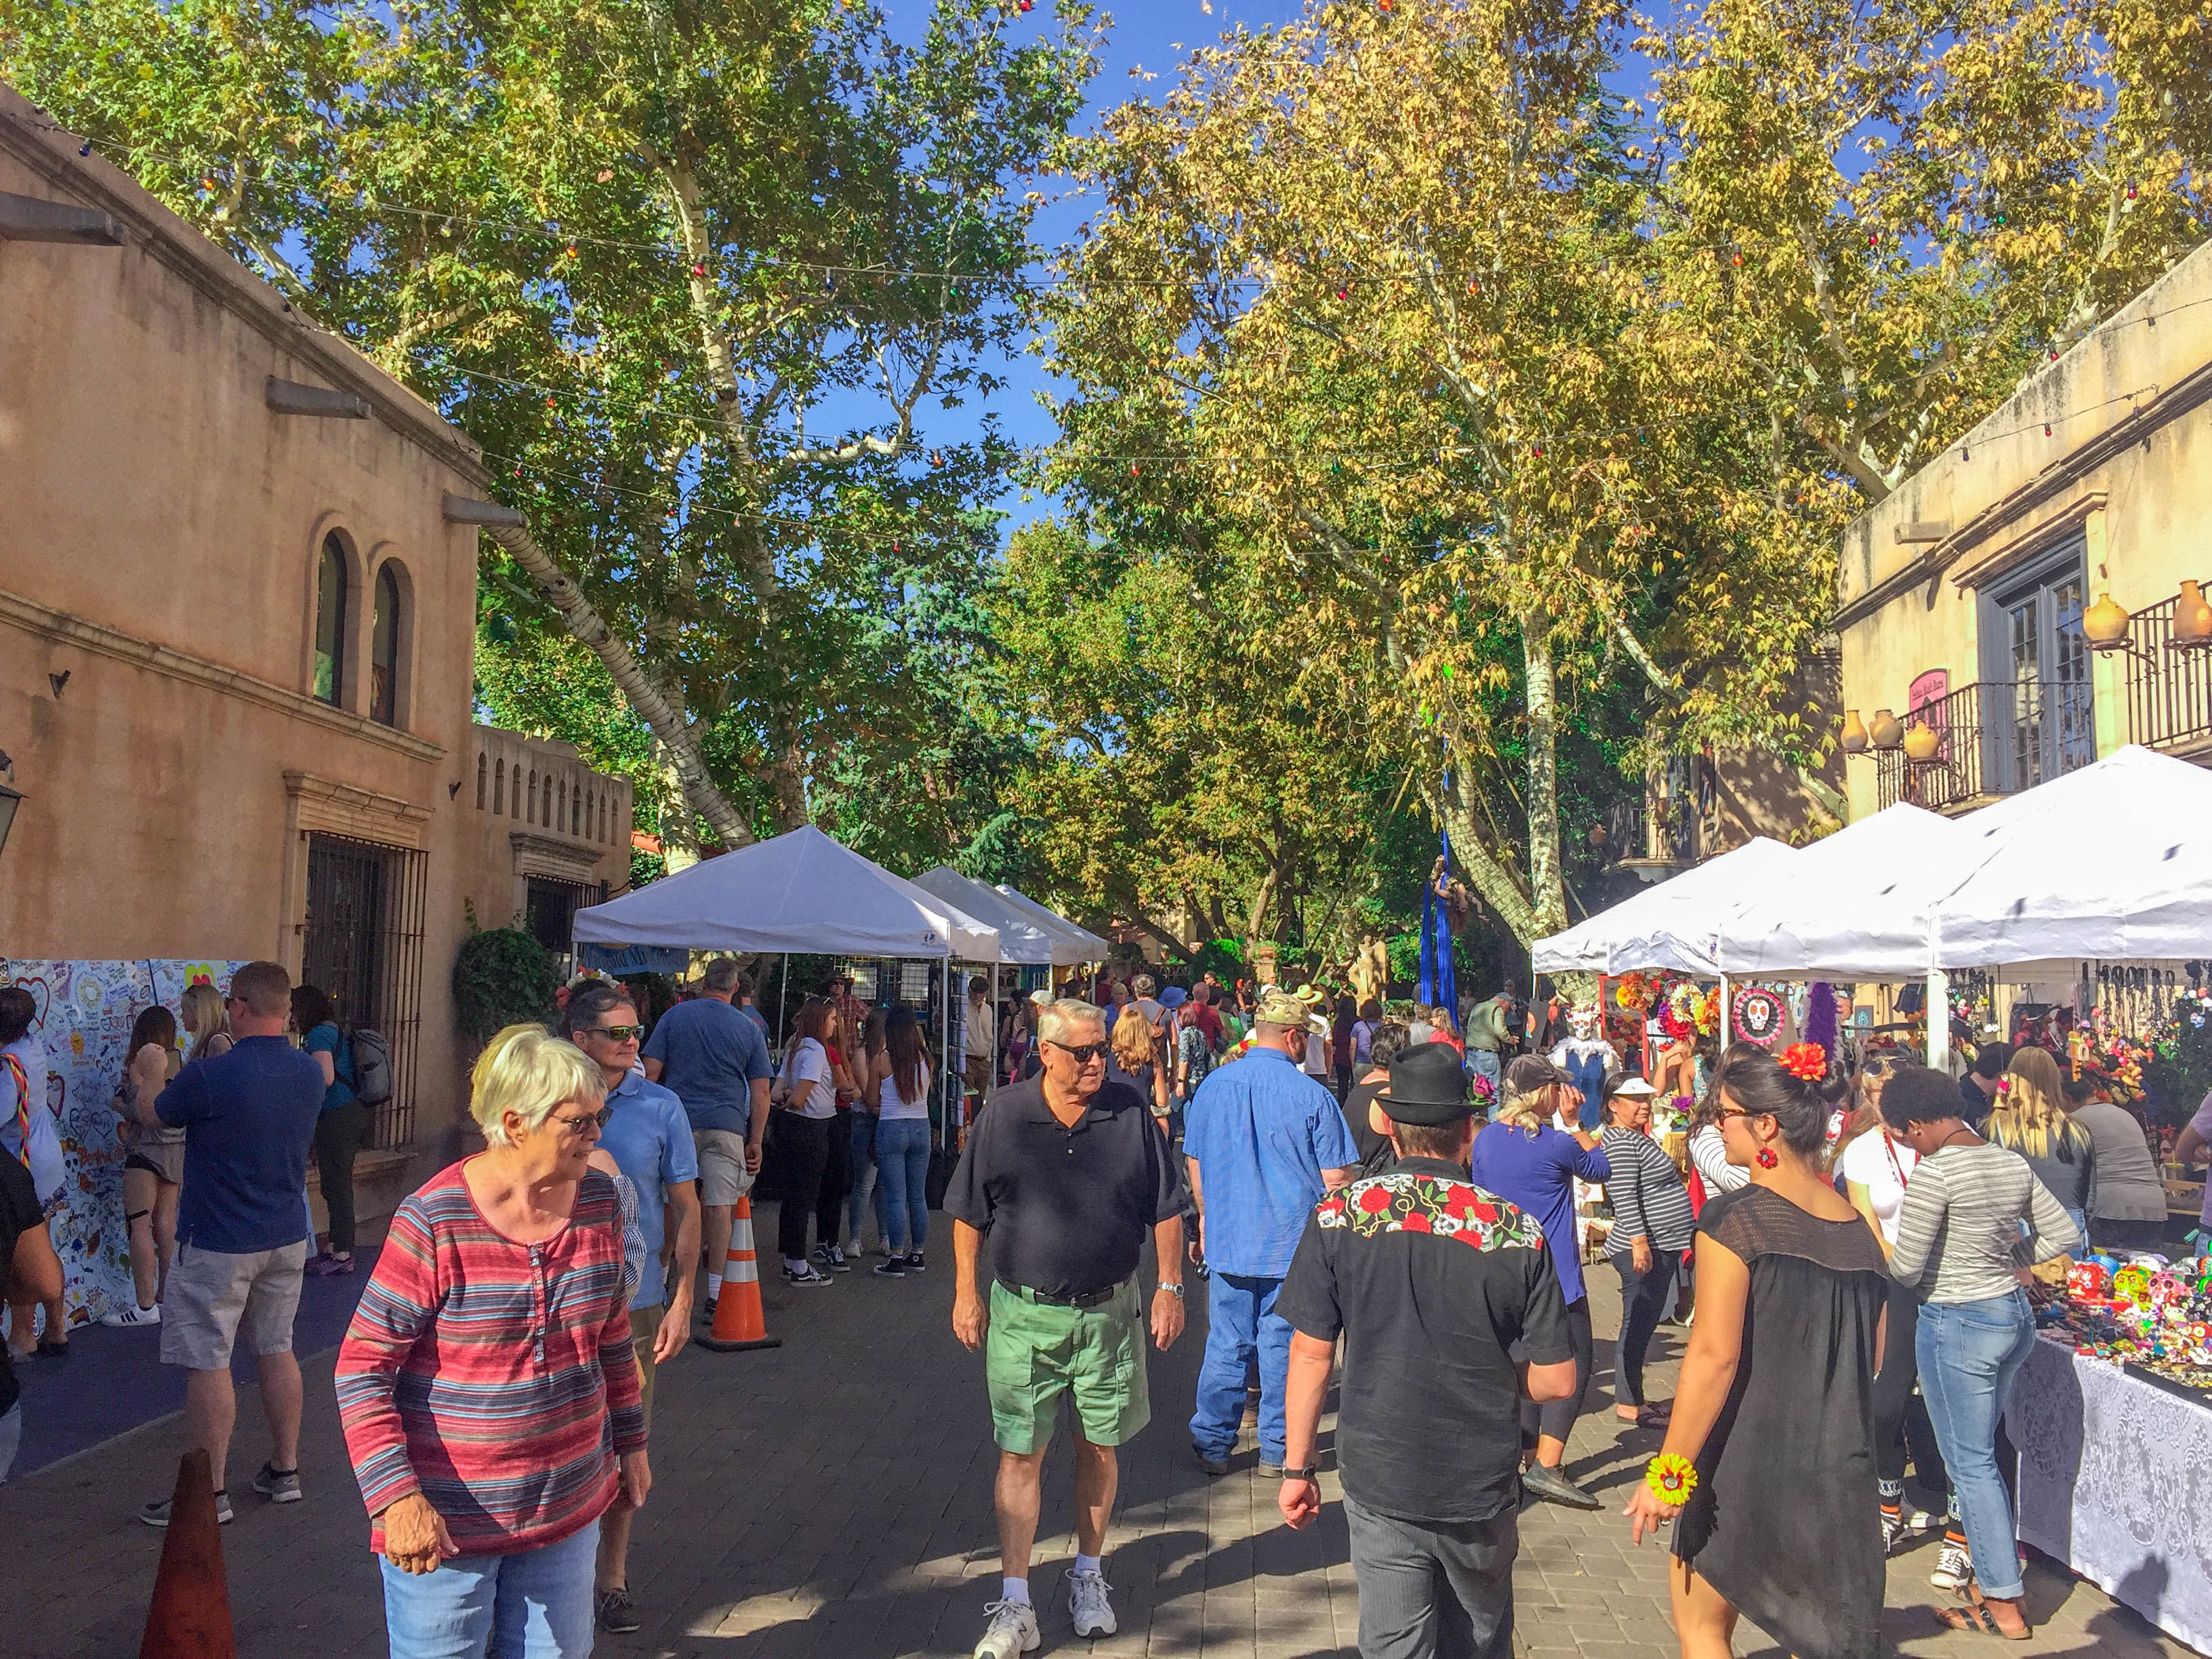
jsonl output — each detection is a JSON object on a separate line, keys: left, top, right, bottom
{"left": 1041, "top": 0, "right": 1824, "bottom": 954}
{"left": 2, "top": 0, "right": 1096, "bottom": 847}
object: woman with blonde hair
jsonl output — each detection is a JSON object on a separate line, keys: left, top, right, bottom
{"left": 1107, "top": 1005, "right": 1170, "bottom": 1120}
{"left": 1985, "top": 1046, "right": 2093, "bottom": 1236}
{"left": 337, "top": 1023, "right": 647, "bottom": 1659}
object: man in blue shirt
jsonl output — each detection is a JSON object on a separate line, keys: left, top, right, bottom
{"left": 733, "top": 972, "right": 772, "bottom": 1044}
{"left": 1182, "top": 987, "right": 1359, "bottom": 1477}
{"left": 131, "top": 960, "right": 323, "bottom": 1527}
{"left": 642, "top": 957, "right": 771, "bottom": 1322}
{"left": 565, "top": 981, "right": 700, "bottom": 1635}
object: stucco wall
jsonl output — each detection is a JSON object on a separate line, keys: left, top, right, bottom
{"left": 1836, "top": 235, "right": 2212, "bottom": 819}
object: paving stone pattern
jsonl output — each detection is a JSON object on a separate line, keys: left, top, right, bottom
{"left": 0, "top": 1204, "right": 2190, "bottom": 1658}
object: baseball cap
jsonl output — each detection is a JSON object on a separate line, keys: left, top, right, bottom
{"left": 1254, "top": 988, "right": 1309, "bottom": 1027}
{"left": 1504, "top": 1054, "right": 1576, "bottom": 1097}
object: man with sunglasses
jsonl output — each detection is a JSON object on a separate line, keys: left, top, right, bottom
{"left": 563, "top": 981, "right": 699, "bottom": 1635}
{"left": 947, "top": 1000, "right": 1188, "bottom": 1659}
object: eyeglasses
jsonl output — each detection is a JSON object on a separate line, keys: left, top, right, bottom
{"left": 582, "top": 1025, "right": 643, "bottom": 1042}
{"left": 1044, "top": 1039, "right": 1109, "bottom": 1064}
{"left": 552, "top": 1105, "right": 614, "bottom": 1134}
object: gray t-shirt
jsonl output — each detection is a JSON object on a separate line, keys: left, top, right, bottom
{"left": 641, "top": 998, "right": 772, "bottom": 1134}
{"left": 2072, "top": 1100, "right": 2167, "bottom": 1222}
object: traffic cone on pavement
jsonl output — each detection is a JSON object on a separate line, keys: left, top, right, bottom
{"left": 140, "top": 1448, "right": 234, "bottom": 1659}
{"left": 697, "top": 1194, "right": 781, "bottom": 1352}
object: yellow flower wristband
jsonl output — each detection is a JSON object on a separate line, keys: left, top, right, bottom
{"left": 1646, "top": 1454, "right": 1697, "bottom": 1504}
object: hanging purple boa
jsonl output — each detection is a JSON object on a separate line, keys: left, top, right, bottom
{"left": 1805, "top": 981, "right": 1839, "bottom": 1063}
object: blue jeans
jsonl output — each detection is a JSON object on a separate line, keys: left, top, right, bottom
{"left": 847, "top": 1112, "right": 882, "bottom": 1246}
{"left": 875, "top": 1117, "right": 931, "bottom": 1253}
{"left": 1189, "top": 1272, "right": 1291, "bottom": 1464}
{"left": 1917, "top": 1292, "right": 2035, "bottom": 1601}
{"left": 1467, "top": 1048, "right": 1501, "bottom": 1090}
{"left": 381, "top": 1518, "right": 599, "bottom": 1658}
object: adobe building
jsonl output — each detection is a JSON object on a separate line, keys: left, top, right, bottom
{"left": 0, "top": 88, "right": 630, "bottom": 1300}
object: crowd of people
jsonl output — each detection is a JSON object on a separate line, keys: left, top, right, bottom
{"left": 1, "top": 948, "right": 2196, "bottom": 1659}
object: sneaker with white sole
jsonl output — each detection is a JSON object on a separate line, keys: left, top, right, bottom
{"left": 251, "top": 1462, "right": 302, "bottom": 1504}
{"left": 1068, "top": 1570, "right": 1116, "bottom": 1638}
{"left": 783, "top": 1261, "right": 833, "bottom": 1286}
{"left": 100, "top": 1302, "right": 161, "bottom": 1328}
{"left": 971, "top": 1598, "right": 1041, "bottom": 1659}
{"left": 140, "top": 1491, "right": 233, "bottom": 1528}
{"left": 1929, "top": 1538, "right": 1973, "bottom": 1591}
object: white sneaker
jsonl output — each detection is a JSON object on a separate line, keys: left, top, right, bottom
{"left": 101, "top": 1302, "right": 161, "bottom": 1328}
{"left": 1930, "top": 1538, "right": 1973, "bottom": 1591}
{"left": 1068, "top": 1570, "right": 1116, "bottom": 1638}
{"left": 972, "top": 1598, "right": 1041, "bottom": 1658}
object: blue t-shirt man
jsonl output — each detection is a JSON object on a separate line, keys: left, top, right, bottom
{"left": 641, "top": 996, "right": 772, "bottom": 1133}
{"left": 1183, "top": 1044, "right": 1361, "bottom": 1279}
{"left": 598, "top": 1069, "right": 699, "bottom": 1309}
{"left": 157, "top": 1036, "right": 325, "bottom": 1254}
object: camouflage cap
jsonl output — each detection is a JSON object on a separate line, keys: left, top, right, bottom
{"left": 1254, "top": 987, "right": 1310, "bottom": 1027}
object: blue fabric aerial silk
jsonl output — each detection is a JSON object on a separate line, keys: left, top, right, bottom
{"left": 1563, "top": 1048, "right": 1609, "bottom": 1131}
{"left": 1419, "top": 827, "right": 1458, "bottom": 1015}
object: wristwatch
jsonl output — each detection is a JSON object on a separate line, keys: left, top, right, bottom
{"left": 1156, "top": 1282, "right": 1185, "bottom": 1299}
{"left": 1280, "top": 1465, "right": 1319, "bottom": 1482}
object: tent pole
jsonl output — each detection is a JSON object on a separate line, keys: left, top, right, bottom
{"left": 777, "top": 954, "right": 788, "bottom": 1048}
{"left": 1718, "top": 973, "right": 1730, "bottom": 1050}
{"left": 1927, "top": 967, "right": 1950, "bottom": 1072}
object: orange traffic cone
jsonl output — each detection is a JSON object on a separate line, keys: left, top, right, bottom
{"left": 140, "top": 1448, "right": 234, "bottom": 1659}
{"left": 697, "top": 1193, "right": 781, "bottom": 1352}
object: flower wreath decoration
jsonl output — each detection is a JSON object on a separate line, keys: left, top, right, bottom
{"left": 1779, "top": 1042, "right": 1828, "bottom": 1082}
{"left": 1646, "top": 1454, "right": 1698, "bottom": 1504}
{"left": 1694, "top": 986, "right": 1722, "bottom": 1036}
{"left": 1730, "top": 987, "right": 1784, "bottom": 1046}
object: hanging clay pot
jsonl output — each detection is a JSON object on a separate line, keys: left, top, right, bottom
{"left": 1903, "top": 720, "right": 1941, "bottom": 763}
{"left": 2082, "top": 591, "right": 2131, "bottom": 651}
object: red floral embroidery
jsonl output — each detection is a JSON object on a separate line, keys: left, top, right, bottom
{"left": 1358, "top": 1185, "right": 1395, "bottom": 1214}
{"left": 1399, "top": 1211, "right": 1432, "bottom": 1233}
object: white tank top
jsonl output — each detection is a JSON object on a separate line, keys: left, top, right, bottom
{"left": 879, "top": 1065, "right": 930, "bottom": 1120}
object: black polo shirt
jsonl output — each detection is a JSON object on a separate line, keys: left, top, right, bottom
{"left": 945, "top": 1075, "right": 1185, "bottom": 1300}
{"left": 1276, "top": 1155, "right": 1572, "bottom": 1526}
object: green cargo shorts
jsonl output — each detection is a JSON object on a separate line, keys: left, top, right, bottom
{"left": 986, "top": 1278, "right": 1151, "bottom": 1455}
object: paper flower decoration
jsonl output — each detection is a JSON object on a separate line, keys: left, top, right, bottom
{"left": 1779, "top": 1042, "right": 1828, "bottom": 1082}
{"left": 1645, "top": 1454, "right": 1698, "bottom": 1504}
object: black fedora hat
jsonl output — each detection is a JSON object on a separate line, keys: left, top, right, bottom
{"left": 1375, "top": 1042, "right": 1473, "bottom": 1126}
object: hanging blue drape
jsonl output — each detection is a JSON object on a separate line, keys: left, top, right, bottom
{"left": 1418, "top": 825, "right": 1458, "bottom": 1014}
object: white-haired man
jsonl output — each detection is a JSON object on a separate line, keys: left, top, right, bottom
{"left": 947, "top": 1000, "right": 1187, "bottom": 1658}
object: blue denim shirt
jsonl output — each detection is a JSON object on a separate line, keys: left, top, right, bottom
{"left": 1183, "top": 1047, "right": 1361, "bottom": 1278}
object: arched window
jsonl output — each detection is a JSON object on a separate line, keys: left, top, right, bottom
{"left": 313, "top": 533, "right": 348, "bottom": 705}
{"left": 528, "top": 769, "right": 538, "bottom": 824}
{"left": 369, "top": 563, "right": 403, "bottom": 726}
{"left": 569, "top": 779, "right": 581, "bottom": 836}
{"left": 476, "top": 753, "right": 488, "bottom": 809}
{"left": 558, "top": 777, "right": 568, "bottom": 834}
{"left": 494, "top": 758, "right": 506, "bottom": 815}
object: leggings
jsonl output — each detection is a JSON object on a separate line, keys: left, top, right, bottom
{"left": 816, "top": 1107, "right": 854, "bottom": 1246}
{"left": 774, "top": 1111, "right": 834, "bottom": 1262}
{"left": 314, "top": 1101, "right": 371, "bottom": 1254}
{"left": 1873, "top": 1277, "right": 1950, "bottom": 1491}
{"left": 1612, "top": 1249, "right": 1685, "bottom": 1408}
{"left": 1520, "top": 1296, "right": 1594, "bottom": 1448}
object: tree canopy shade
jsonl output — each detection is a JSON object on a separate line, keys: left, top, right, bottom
{"left": 1, "top": 0, "right": 1098, "bottom": 847}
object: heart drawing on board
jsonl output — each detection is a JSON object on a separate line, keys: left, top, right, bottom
{"left": 11, "top": 975, "right": 51, "bottom": 1038}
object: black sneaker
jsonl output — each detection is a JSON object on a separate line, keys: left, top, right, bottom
{"left": 251, "top": 1462, "right": 302, "bottom": 1504}
{"left": 901, "top": 1250, "right": 926, "bottom": 1273}
{"left": 1193, "top": 1445, "right": 1231, "bottom": 1477}
{"left": 1520, "top": 1462, "right": 1601, "bottom": 1510}
{"left": 872, "top": 1256, "right": 907, "bottom": 1277}
{"left": 596, "top": 1586, "right": 642, "bottom": 1634}
{"left": 783, "top": 1262, "right": 833, "bottom": 1286}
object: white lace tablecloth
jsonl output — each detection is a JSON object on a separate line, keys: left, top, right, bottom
{"left": 2007, "top": 1333, "right": 2212, "bottom": 1649}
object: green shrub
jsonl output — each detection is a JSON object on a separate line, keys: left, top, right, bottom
{"left": 453, "top": 928, "right": 560, "bottom": 1044}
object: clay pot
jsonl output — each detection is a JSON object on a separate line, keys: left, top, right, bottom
{"left": 1868, "top": 708, "right": 1904, "bottom": 750}
{"left": 1839, "top": 710, "right": 1869, "bottom": 753}
{"left": 2173, "top": 581, "right": 2212, "bottom": 650}
{"left": 1903, "top": 720, "right": 1941, "bottom": 762}
{"left": 2082, "top": 591, "right": 2130, "bottom": 650}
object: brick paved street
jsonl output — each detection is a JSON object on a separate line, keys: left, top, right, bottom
{"left": 0, "top": 1204, "right": 2191, "bottom": 1659}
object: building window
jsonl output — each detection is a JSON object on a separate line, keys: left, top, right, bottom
{"left": 302, "top": 832, "right": 426, "bottom": 1148}
{"left": 476, "top": 754, "right": 487, "bottom": 809}
{"left": 369, "top": 563, "right": 403, "bottom": 726}
{"left": 494, "top": 758, "right": 506, "bottom": 815}
{"left": 528, "top": 769, "right": 539, "bottom": 825}
{"left": 313, "top": 533, "right": 348, "bottom": 705}
{"left": 1980, "top": 538, "right": 2094, "bottom": 792}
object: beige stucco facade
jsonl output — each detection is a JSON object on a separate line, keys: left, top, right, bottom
{"left": 1835, "top": 233, "right": 2212, "bottom": 821}
{"left": 0, "top": 90, "right": 630, "bottom": 1224}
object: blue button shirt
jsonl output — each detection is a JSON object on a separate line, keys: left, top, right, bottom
{"left": 641, "top": 997, "right": 772, "bottom": 1133}
{"left": 1183, "top": 1047, "right": 1361, "bottom": 1278}
{"left": 597, "top": 1069, "right": 699, "bottom": 1309}
{"left": 157, "top": 1036, "right": 325, "bottom": 1254}
{"left": 1467, "top": 1122, "right": 1610, "bottom": 1303}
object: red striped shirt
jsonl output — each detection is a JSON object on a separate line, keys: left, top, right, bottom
{"left": 336, "top": 1161, "right": 645, "bottom": 1556}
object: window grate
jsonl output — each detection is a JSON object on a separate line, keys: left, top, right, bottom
{"left": 303, "top": 833, "right": 426, "bottom": 1149}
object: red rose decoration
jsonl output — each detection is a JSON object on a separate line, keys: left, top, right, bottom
{"left": 1399, "top": 1211, "right": 1432, "bottom": 1233}
{"left": 1318, "top": 1196, "right": 1347, "bottom": 1218}
{"left": 1359, "top": 1186, "right": 1394, "bottom": 1214}
{"left": 1443, "top": 1188, "right": 1473, "bottom": 1218}
{"left": 1469, "top": 1197, "right": 1496, "bottom": 1223}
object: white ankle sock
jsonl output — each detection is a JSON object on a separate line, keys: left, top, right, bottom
{"left": 708, "top": 1273, "right": 724, "bottom": 1299}
{"left": 1074, "top": 1553, "right": 1102, "bottom": 1578}
{"left": 1002, "top": 1576, "right": 1030, "bottom": 1605}
{"left": 784, "top": 1256, "right": 807, "bottom": 1273}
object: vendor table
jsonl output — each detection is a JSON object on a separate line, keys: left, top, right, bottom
{"left": 2007, "top": 1333, "right": 2212, "bottom": 1650}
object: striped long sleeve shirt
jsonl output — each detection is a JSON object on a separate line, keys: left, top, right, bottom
{"left": 1889, "top": 1141, "right": 2082, "bottom": 1305}
{"left": 1601, "top": 1126, "right": 1697, "bottom": 1253}
{"left": 336, "top": 1162, "right": 646, "bottom": 1557}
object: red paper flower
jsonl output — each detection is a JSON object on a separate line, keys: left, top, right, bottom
{"left": 1779, "top": 1042, "right": 1827, "bottom": 1082}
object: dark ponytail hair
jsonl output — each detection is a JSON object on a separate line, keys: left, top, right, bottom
{"left": 128, "top": 1005, "right": 178, "bottom": 1055}
{"left": 1710, "top": 1044, "right": 1828, "bottom": 1155}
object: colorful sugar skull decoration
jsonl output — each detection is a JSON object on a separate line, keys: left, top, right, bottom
{"left": 2112, "top": 1265, "right": 2152, "bottom": 1307}
{"left": 2067, "top": 1261, "right": 2112, "bottom": 1301}
{"left": 2148, "top": 1272, "right": 2187, "bottom": 1313}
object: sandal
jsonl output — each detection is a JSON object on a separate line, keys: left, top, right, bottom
{"left": 1937, "top": 1584, "right": 2030, "bottom": 1641}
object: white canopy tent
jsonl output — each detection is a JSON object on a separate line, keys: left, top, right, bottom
{"left": 991, "top": 883, "right": 1112, "bottom": 963}
{"left": 909, "top": 866, "right": 1069, "bottom": 966}
{"left": 573, "top": 825, "right": 1000, "bottom": 961}
{"left": 1531, "top": 837, "right": 1801, "bottom": 977}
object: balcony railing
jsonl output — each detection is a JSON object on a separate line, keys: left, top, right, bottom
{"left": 2124, "top": 584, "right": 2212, "bottom": 758}
{"left": 1875, "top": 678, "right": 2095, "bottom": 812}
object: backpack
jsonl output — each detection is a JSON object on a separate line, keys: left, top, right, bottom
{"left": 349, "top": 1027, "right": 394, "bottom": 1106}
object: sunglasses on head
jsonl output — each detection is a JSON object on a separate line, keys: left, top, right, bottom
{"left": 1045, "top": 1039, "right": 1109, "bottom": 1064}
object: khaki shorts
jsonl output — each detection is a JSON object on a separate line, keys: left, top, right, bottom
{"left": 159, "top": 1240, "right": 308, "bottom": 1371}
{"left": 964, "top": 1055, "right": 994, "bottom": 1097}
{"left": 630, "top": 1304, "right": 663, "bottom": 1431}
{"left": 693, "top": 1129, "right": 754, "bottom": 1207}
{"left": 986, "top": 1279, "right": 1150, "bottom": 1455}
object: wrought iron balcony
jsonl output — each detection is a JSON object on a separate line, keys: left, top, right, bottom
{"left": 1875, "top": 678, "right": 2095, "bottom": 812}
{"left": 2123, "top": 586, "right": 2212, "bottom": 758}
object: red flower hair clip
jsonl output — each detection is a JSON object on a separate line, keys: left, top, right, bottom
{"left": 1779, "top": 1042, "right": 1826, "bottom": 1082}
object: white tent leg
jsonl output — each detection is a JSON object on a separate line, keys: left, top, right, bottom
{"left": 1927, "top": 968, "right": 1950, "bottom": 1072}
{"left": 1718, "top": 974, "right": 1730, "bottom": 1048}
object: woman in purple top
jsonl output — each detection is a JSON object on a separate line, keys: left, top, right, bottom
{"left": 1469, "top": 1054, "right": 1611, "bottom": 1509}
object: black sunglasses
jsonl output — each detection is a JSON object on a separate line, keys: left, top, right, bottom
{"left": 1044, "top": 1039, "right": 1110, "bottom": 1065}
{"left": 552, "top": 1105, "right": 615, "bottom": 1133}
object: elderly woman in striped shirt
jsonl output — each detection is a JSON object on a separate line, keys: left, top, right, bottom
{"left": 337, "top": 1025, "right": 649, "bottom": 1659}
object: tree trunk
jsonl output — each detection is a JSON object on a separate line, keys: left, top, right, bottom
{"left": 1242, "top": 866, "right": 1280, "bottom": 970}
{"left": 480, "top": 520, "right": 754, "bottom": 852}
{"left": 1519, "top": 612, "right": 1570, "bottom": 941}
